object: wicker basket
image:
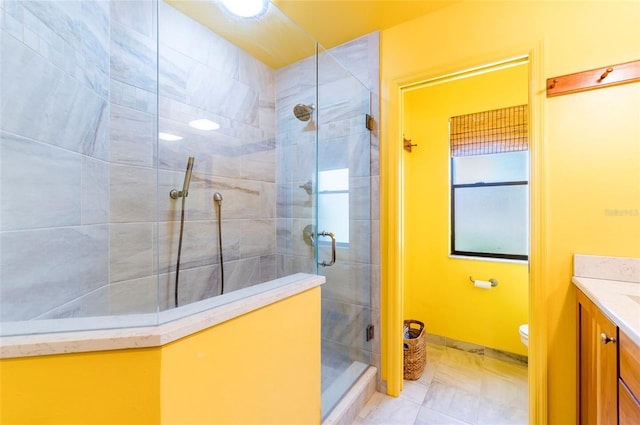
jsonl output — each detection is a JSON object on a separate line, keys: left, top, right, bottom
{"left": 403, "top": 320, "right": 426, "bottom": 380}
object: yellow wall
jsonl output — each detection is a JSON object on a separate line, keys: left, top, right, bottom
{"left": 0, "top": 287, "right": 321, "bottom": 425}
{"left": 403, "top": 63, "right": 529, "bottom": 356}
{"left": 381, "top": 1, "right": 640, "bottom": 423}
{"left": 0, "top": 348, "right": 161, "bottom": 424}
{"left": 161, "top": 286, "right": 321, "bottom": 424}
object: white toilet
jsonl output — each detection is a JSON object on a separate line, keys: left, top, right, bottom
{"left": 519, "top": 324, "right": 529, "bottom": 347}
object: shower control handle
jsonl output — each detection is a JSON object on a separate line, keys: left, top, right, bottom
{"left": 318, "top": 231, "right": 336, "bottom": 267}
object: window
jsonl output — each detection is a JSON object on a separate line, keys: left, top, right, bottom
{"left": 450, "top": 105, "right": 529, "bottom": 260}
{"left": 318, "top": 168, "right": 349, "bottom": 245}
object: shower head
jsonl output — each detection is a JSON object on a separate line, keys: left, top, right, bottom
{"left": 293, "top": 104, "right": 315, "bottom": 122}
{"left": 182, "top": 157, "right": 194, "bottom": 197}
{"left": 213, "top": 192, "right": 223, "bottom": 202}
{"left": 170, "top": 157, "right": 196, "bottom": 199}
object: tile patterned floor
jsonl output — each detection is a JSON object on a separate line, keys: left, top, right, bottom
{"left": 352, "top": 342, "right": 528, "bottom": 425}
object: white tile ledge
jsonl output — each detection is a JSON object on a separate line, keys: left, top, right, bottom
{"left": 0, "top": 273, "right": 324, "bottom": 359}
{"left": 573, "top": 254, "right": 640, "bottom": 347}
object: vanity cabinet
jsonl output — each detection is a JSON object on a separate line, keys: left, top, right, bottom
{"left": 577, "top": 289, "right": 618, "bottom": 425}
{"left": 577, "top": 289, "right": 640, "bottom": 425}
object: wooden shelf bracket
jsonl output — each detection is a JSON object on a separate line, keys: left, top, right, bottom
{"left": 546, "top": 59, "right": 640, "bottom": 97}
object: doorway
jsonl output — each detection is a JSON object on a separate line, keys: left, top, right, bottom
{"left": 400, "top": 56, "right": 530, "bottom": 418}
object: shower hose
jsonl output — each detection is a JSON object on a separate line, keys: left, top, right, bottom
{"left": 216, "top": 199, "right": 224, "bottom": 295}
{"left": 174, "top": 195, "right": 187, "bottom": 307}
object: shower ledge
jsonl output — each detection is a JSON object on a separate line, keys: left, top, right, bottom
{"left": 0, "top": 273, "right": 324, "bottom": 359}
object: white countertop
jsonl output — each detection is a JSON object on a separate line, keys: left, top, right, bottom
{"left": 0, "top": 273, "right": 324, "bottom": 359}
{"left": 573, "top": 254, "right": 640, "bottom": 347}
{"left": 572, "top": 276, "right": 640, "bottom": 347}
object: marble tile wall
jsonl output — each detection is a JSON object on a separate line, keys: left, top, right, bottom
{"left": 0, "top": 0, "right": 279, "bottom": 321}
{"left": 153, "top": 1, "right": 277, "bottom": 309}
{"left": 1, "top": 0, "right": 111, "bottom": 321}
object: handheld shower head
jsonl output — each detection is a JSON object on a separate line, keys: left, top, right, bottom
{"left": 170, "top": 157, "right": 195, "bottom": 199}
{"left": 213, "top": 192, "right": 223, "bottom": 202}
{"left": 182, "top": 157, "right": 194, "bottom": 197}
{"left": 293, "top": 104, "right": 315, "bottom": 122}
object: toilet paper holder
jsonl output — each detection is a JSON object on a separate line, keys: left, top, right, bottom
{"left": 469, "top": 276, "right": 498, "bottom": 287}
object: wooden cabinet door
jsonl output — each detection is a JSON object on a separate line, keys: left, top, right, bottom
{"left": 619, "top": 331, "right": 640, "bottom": 424}
{"left": 577, "top": 289, "right": 618, "bottom": 425}
{"left": 619, "top": 380, "right": 640, "bottom": 425}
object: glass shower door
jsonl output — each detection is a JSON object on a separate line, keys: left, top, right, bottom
{"left": 316, "top": 48, "right": 372, "bottom": 419}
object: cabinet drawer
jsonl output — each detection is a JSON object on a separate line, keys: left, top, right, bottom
{"left": 619, "top": 379, "right": 640, "bottom": 425}
{"left": 620, "top": 331, "right": 640, "bottom": 398}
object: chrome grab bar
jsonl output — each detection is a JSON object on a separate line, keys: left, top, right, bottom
{"left": 318, "top": 231, "right": 336, "bottom": 267}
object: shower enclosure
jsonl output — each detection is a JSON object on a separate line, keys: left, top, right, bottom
{"left": 0, "top": 0, "right": 379, "bottom": 419}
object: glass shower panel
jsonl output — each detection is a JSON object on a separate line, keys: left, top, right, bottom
{"left": 316, "top": 47, "right": 372, "bottom": 419}
{"left": 157, "top": 0, "right": 319, "bottom": 309}
{"left": 274, "top": 53, "right": 319, "bottom": 278}
{"left": 0, "top": 0, "right": 160, "bottom": 334}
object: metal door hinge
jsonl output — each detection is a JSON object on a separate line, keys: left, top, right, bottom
{"left": 365, "top": 114, "right": 375, "bottom": 131}
{"left": 366, "top": 324, "right": 374, "bottom": 341}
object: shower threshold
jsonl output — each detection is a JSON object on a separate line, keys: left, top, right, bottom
{"left": 322, "top": 364, "right": 377, "bottom": 425}
{"left": 322, "top": 361, "right": 371, "bottom": 421}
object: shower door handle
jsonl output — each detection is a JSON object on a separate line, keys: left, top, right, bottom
{"left": 318, "top": 231, "right": 336, "bottom": 267}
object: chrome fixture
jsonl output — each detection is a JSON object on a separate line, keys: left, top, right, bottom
{"left": 170, "top": 156, "right": 195, "bottom": 199}
{"left": 303, "top": 224, "right": 315, "bottom": 246}
{"left": 469, "top": 276, "right": 499, "bottom": 287}
{"left": 317, "top": 231, "right": 336, "bottom": 267}
{"left": 302, "top": 226, "right": 336, "bottom": 267}
{"left": 299, "top": 180, "right": 312, "bottom": 195}
{"left": 172, "top": 157, "right": 195, "bottom": 307}
{"left": 293, "top": 103, "right": 315, "bottom": 122}
{"left": 213, "top": 192, "right": 224, "bottom": 295}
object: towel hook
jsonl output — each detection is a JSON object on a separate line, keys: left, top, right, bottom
{"left": 598, "top": 67, "right": 613, "bottom": 82}
{"left": 403, "top": 137, "right": 417, "bottom": 153}
{"left": 549, "top": 78, "right": 559, "bottom": 89}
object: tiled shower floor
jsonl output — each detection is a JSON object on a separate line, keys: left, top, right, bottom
{"left": 352, "top": 342, "right": 528, "bottom": 425}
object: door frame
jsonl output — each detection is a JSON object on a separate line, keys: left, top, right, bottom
{"left": 381, "top": 44, "right": 547, "bottom": 424}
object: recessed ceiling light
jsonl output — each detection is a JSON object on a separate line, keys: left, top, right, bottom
{"left": 188, "top": 119, "right": 220, "bottom": 131}
{"left": 159, "top": 132, "right": 183, "bottom": 141}
{"left": 220, "top": 0, "right": 269, "bottom": 18}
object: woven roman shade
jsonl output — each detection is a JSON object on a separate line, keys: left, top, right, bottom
{"left": 450, "top": 104, "right": 528, "bottom": 156}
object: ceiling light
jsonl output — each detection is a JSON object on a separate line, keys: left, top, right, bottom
{"left": 220, "top": 0, "right": 269, "bottom": 18}
{"left": 159, "top": 132, "right": 183, "bottom": 141}
{"left": 188, "top": 119, "right": 220, "bottom": 131}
